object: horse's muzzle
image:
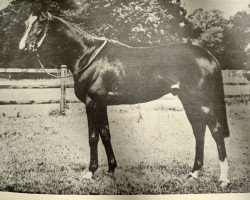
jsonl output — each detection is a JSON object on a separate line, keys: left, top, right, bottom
{"left": 19, "top": 42, "right": 28, "bottom": 51}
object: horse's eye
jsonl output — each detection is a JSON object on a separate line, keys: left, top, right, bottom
{"left": 40, "top": 14, "right": 47, "bottom": 21}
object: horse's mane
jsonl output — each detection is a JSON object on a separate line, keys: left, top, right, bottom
{"left": 51, "top": 14, "right": 175, "bottom": 49}
{"left": 52, "top": 15, "right": 106, "bottom": 42}
{"left": 51, "top": 15, "right": 139, "bottom": 48}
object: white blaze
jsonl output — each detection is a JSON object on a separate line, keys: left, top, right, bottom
{"left": 19, "top": 15, "right": 37, "bottom": 50}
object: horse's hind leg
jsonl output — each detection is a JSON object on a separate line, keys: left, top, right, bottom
{"left": 179, "top": 92, "right": 230, "bottom": 187}
{"left": 207, "top": 118, "right": 230, "bottom": 187}
{"left": 178, "top": 94, "right": 206, "bottom": 179}
{"left": 97, "top": 106, "right": 117, "bottom": 174}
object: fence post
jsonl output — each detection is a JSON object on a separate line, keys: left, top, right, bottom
{"left": 60, "top": 65, "right": 67, "bottom": 114}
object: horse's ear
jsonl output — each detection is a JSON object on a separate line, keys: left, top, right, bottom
{"left": 31, "top": 0, "right": 47, "bottom": 16}
{"left": 40, "top": 11, "right": 51, "bottom": 20}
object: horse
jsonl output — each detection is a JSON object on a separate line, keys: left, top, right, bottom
{"left": 19, "top": 11, "right": 230, "bottom": 187}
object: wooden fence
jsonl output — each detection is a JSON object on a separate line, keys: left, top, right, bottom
{"left": 222, "top": 70, "right": 250, "bottom": 104}
{"left": 0, "top": 67, "right": 249, "bottom": 111}
{"left": 0, "top": 66, "right": 69, "bottom": 113}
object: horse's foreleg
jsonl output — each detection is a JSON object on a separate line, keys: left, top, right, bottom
{"left": 85, "top": 101, "right": 100, "bottom": 178}
{"left": 98, "top": 107, "right": 117, "bottom": 174}
{"left": 207, "top": 119, "right": 230, "bottom": 187}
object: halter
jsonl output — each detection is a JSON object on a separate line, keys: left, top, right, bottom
{"left": 34, "top": 12, "right": 108, "bottom": 79}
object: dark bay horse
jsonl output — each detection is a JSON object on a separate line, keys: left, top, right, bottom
{"left": 19, "top": 12, "right": 230, "bottom": 187}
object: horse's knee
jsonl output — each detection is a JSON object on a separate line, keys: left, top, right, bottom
{"left": 89, "top": 132, "right": 99, "bottom": 146}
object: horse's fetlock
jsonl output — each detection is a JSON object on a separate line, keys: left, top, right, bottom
{"left": 109, "top": 157, "right": 117, "bottom": 166}
{"left": 89, "top": 164, "right": 98, "bottom": 174}
{"left": 196, "top": 160, "right": 203, "bottom": 167}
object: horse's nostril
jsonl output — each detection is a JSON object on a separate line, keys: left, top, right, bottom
{"left": 19, "top": 43, "right": 28, "bottom": 51}
{"left": 24, "top": 43, "right": 28, "bottom": 50}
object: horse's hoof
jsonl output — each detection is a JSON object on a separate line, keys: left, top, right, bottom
{"left": 219, "top": 180, "right": 230, "bottom": 188}
{"left": 187, "top": 171, "right": 199, "bottom": 180}
{"left": 108, "top": 168, "right": 115, "bottom": 174}
{"left": 107, "top": 170, "right": 115, "bottom": 178}
{"left": 82, "top": 171, "right": 93, "bottom": 180}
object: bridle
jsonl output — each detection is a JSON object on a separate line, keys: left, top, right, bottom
{"left": 34, "top": 12, "right": 108, "bottom": 79}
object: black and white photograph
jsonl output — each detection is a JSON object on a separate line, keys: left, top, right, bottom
{"left": 0, "top": 0, "right": 249, "bottom": 197}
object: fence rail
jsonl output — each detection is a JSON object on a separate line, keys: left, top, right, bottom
{"left": 222, "top": 70, "right": 250, "bottom": 85}
{"left": 0, "top": 68, "right": 58, "bottom": 73}
{"left": 0, "top": 68, "right": 249, "bottom": 109}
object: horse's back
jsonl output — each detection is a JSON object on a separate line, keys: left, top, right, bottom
{"left": 104, "top": 42, "right": 219, "bottom": 74}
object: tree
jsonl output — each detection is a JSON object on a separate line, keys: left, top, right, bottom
{"left": 221, "top": 10, "right": 250, "bottom": 69}
{"left": 188, "top": 8, "right": 228, "bottom": 57}
{"left": 0, "top": 1, "right": 34, "bottom": 68}
{"left": 72, "top": 0, "right": 195, "bottom": 46}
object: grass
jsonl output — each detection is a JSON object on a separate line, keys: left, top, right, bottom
{"left": 0, "top": 102, "right": 249, "bottom": 194}
{"left": 48, "top": 108, "right": 66, "bottom": 116}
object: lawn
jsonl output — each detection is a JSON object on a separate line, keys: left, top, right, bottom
{"left": 0, "top": 101, "right": 249, "bottom": 194}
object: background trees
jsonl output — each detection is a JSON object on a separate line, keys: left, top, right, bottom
{"left": 187, "top": 9, "right": 228, "bottom": 56}
{"left": 78, "top": 0, "right": 195, "bottom": 45}
{"left": 221, "top": 10, "right": 250, "bottom": 69}
{"left": 0, "top": 0, "right": 249, "bottom": 70}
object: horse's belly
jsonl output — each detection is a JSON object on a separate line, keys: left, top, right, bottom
{"left": 107, "top": 89, "right": 168, "bottom": 105}
{"left": 87, "top": 67, "right": 178, "bottom": 105}
{"left": 88, "top": 80, "right": 171, "bottom": 105}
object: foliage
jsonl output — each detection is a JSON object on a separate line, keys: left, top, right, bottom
{"left": 221, "top": 10, "right": 250, "bottom": 69}
{"left": 188, "top": 7, "right": 250, "bottom": 70}
{"left": 0, "top": 1, "right": 33, "bottom": 68}
{"left": 188, "top": 9, "right": 228, "bottom": 56}
{"left": 76, "top": 0, "right": 195, "bottom": 45}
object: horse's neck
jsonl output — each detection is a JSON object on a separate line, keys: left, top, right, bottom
{"left": 49, "top": 16, "right": 104, "bottom": 71}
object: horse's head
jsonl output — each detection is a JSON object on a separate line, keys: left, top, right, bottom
{"left": 19, "top": 12, "right": 51, "bottom": 51}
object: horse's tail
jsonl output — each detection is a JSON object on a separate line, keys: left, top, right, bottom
{"left": 212, "top": 58, "right": 230, "bottom": 138}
